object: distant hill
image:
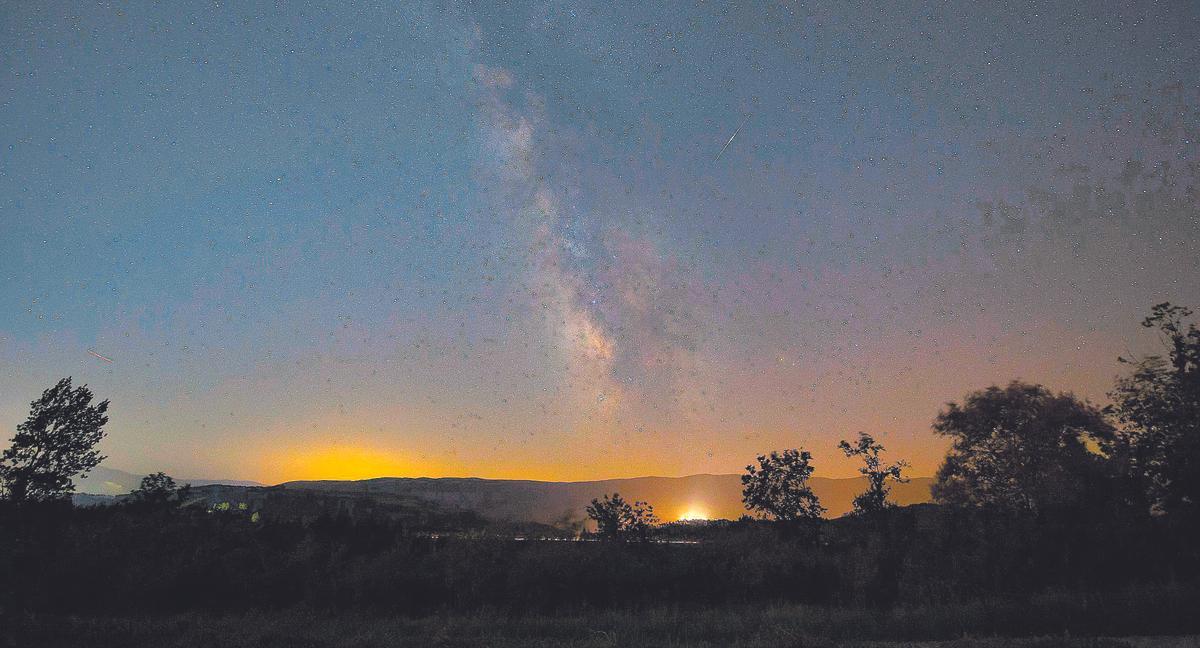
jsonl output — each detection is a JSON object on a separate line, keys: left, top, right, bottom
{"left": 74, "top": 465, "right": 263, "bottom": 496}
{"left": 72, "top": 468, "right": 933, "bottom": 522}
{"left": 281, "top": 474, "right": 934, "bottom": 523}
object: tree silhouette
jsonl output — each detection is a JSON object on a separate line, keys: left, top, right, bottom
{"left": 839, "top": 432, "right": 909, "bottom": 515}
{"left": 585, "top": 492, "right": 659, "bottom": 541}
{"left": 131, "top": 472, "right": 182, "bottom": 506}
{"left": 741, "top": 449, "right": 825, "bottom": 521}
{"left": 1109, "top": 303, "right": 1200, "bottom": 517}
{"left": 932, "top": 381, "right": 1114, "bottom": 511}
{"left": 0, "top": 378, "right": 109, "bottom": 503}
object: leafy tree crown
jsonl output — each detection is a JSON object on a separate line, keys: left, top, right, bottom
{"left": 1109, "top": 303, "right": 1200, "bottom": 516}
{"left": 839, "top": 432, "right": 909, "bottom": 515}
{"left": 0, "top": 378, "right": 109, "bottom": 502}
{"left": 931, "top": 381, "right": 1113, "bottom": 511}
{"left": 585, "top": 492, "right": 659, "bottom": 541}
{"left": 741, "top": 448, "right": 825, "bottom": 521}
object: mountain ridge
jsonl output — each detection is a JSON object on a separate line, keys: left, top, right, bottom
{"left": 280, "top": 473, "right": 934, "bottom": 521}
{"left": 74, "top": 465, "right": 264, "bottom": 496}
{"left": 79, "top": 467, "right": 933, "bottom": 520}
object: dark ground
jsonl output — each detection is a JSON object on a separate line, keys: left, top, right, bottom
{"left": 11, "top": 608, "right": 1200, "bottom": 648}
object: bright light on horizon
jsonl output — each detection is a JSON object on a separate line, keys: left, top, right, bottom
{"left": 678, "top": 507, "right": 709, "bottom": 521}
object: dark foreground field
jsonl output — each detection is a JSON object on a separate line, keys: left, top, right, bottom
{"left": 13, "top": 606, "right": 1200, "bottom": 648}
{"left": 5, "top": 496, "right": 1200, "bottom": 647}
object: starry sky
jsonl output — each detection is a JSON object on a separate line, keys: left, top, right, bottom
{"left": 2, "top": 1, "right": 1198, "bottom": 484}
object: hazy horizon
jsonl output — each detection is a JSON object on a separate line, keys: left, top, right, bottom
{"left": 84, "top": 462, "right": 938, "bottom": 487}
{"left": 75, "top": 465, "right": 938, "bottom": 522}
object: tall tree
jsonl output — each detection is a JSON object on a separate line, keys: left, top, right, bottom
{"left": 741, "top": 449, "right": 825, "bottom": 521}
{"left": 0, "top": 378, "right": 109, "bottom": 502}
{"left": 1109, "top": 303, "right": 1200, "bottom": 517}
{"left": 839, "top": 432, "right": 909, "bottom": 515}
{"left": 931, "top": 381, "right": 1114, "bottom": 511}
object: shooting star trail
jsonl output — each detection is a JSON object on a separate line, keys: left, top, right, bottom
{"left": 714, "top": 119, "right": 745, "bottom": 162}
{"left": 87, "top": 349, "right": 114, "bottom": 363}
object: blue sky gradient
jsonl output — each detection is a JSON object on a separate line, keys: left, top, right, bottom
{"left": 2, "top": 1, "right": 1198, "bottom": 481}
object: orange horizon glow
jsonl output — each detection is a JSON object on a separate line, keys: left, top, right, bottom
{"left": 264, "top": 445, "right": 438, "bottom": 483}
{"left": 249, "top": 441, "right": 943, "bottom": 486}
{"left": 256, "top": 444, "right": 671, "bottom": 485}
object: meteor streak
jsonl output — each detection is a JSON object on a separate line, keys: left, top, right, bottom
{"left": 714, "top": 118, "right": 745, "bottom": 162}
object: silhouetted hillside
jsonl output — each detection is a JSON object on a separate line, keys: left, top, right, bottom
{"left": 73, "top": 466, "right": 263, "bottom": 495}
{"left": 280, "top": 474, "right": 934, "bottom": 523}
{"left": 68, "top": 471, "right": 932, "bottom": 522}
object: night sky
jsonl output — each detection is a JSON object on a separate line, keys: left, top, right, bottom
{"left": 2, "top": 2, "right": 1198, "bottom": 483}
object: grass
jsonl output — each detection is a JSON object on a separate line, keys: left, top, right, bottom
{"left": 11, "top": 602, "right": 1200, "bottom": 648}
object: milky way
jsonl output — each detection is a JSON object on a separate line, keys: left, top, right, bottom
{"left": 1, "top": 2, "right": 1197, "bottom": 482}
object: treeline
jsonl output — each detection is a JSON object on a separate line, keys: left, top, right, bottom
{"left": 589, "top": 302, "right": 1200, "bottom": 537}
{"left": 0, "top": 303, "right": 1198, "bottom": 629}
{"left": 1, "top": 497, "right": 1196, "bottom": 617}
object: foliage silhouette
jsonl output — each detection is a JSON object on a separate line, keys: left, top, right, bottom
{"left": 741, "top": 449, "right": 825, "bottom": 521}
{"left": 932, "top": 381, "right": 1114, "bottom": 511}
{"left": 130, "top": 472, "right": 185, "bottom": 507}
{"left": 1, "top": 496, "right": 1196, "bottom": 624}
{"left": 0, "top": 378, "right": 109, "bottom": 503}
{"left": 4, "top": 307, "right": 1200, "bottom": 639}
{"left": 839, "top": 432, "right": 910, "bottom": 515}
{"left": 585, "top": 492, "right": 659, "bottom": 541}
{"left": 1109, "top": 302, "right": 1200, "bottom": 519}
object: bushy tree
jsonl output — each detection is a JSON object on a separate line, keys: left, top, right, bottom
{"left": 0, "top": 378, "right": 109, "bottom": 502}
{"left": 839, "top": 432, "right": 909, "bottom": 515}
{"left": 131, "top": 472, "right": 182, "bottom": 505}
{"left": 1109, "top": 303, "right": 1200, "bottom": 517}
{"left": 932, "top": 381, "right": 1114, "bottom": 511}
{"left": 585, "top": 492, "right": 659, "bottom": 541}
{"left": 742, "top": 449, "right": 825, "bottom": 521}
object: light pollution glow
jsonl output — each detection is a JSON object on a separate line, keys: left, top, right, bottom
{"left": 266, "top": 446, "right": 433, "bottom": 483}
